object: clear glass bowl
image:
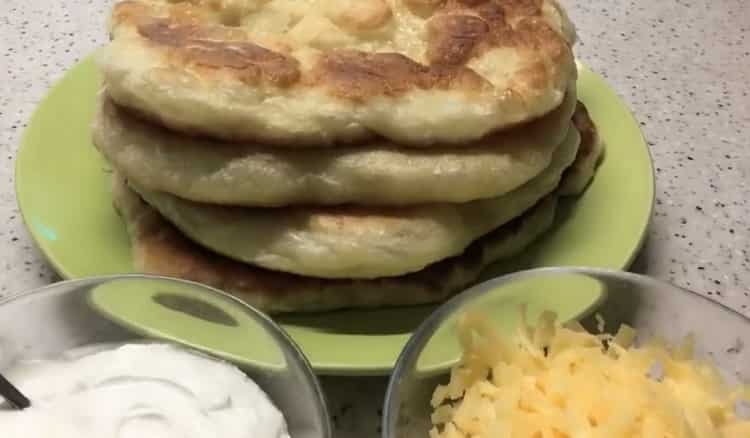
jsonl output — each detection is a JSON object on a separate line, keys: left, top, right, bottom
{"left": 383, "top": 267, "right": 750, "bottom": 438}
{"left": 0, "top": 275, "right": 331, "bottom": 438}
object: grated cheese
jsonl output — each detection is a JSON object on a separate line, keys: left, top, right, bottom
{"left": 430, "top": 311, "right": 750, "bottom": 438}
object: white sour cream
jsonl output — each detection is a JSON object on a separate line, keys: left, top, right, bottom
{"left": 0, "top": 343, "right": 290, "bottom": 438}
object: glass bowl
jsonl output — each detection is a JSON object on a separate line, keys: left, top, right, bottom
{"left": 0, "top": 274, "right": 331, "bottom": 438}
{"left": 383, "top": 267, "right": 750, "bottom": 438}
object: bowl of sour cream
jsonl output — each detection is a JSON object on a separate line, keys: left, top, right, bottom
{"left": 0, "top": 275, "right": 332, "bottom": 438}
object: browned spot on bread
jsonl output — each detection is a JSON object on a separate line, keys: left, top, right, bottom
{"left": 443, "top": 0, "right": 541, "bottom": 19}
{"left": 138, "top": 19, "right": 300, "bottom": 86}
{"left": 113, "top": 0, "right": 151, "bottom": 24}
{"left": 472, "top": 1, "right": 505, "bottom": 25}
{"left": 435, "top": 1, "right": 558, "bottom": 52}
{"left": 426, "top": 14, "right": 489, "bottom": 66}
{"left": 405, "top": 0, "right": 446, "bottom": 6}
{"left": 314, "top": 50, "right": 490, "bottom": 100}
{"left": 500, "top": 0, "right": 543, "bottom": 18}
{"left": 138, "top": 20, "right": 201, "bottom": 45}
{"left": 403, "top": 0, "right": 445, "bottom": 17}
{"left": 419, "top": 0, "right": 567, "bottom": 93}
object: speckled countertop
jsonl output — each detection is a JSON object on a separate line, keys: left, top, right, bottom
{"left": 1, "top": 0, "right": 749, "bottom": 436}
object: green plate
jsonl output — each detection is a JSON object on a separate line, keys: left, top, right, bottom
{"left": 16, "top": 57, "right": 654, "bottom": 375}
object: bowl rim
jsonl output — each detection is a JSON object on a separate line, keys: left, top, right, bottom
{"left": 0, "top": 273, "right": 333, "bottom": 438}
{"left": 381, "top": 266, "right": 750, "bottom": 437}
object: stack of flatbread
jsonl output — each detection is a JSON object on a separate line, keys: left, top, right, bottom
{"left": 93, "top": 0, "right": 603, "bottom": 313}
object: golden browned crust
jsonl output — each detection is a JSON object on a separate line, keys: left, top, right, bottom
{"left": 426, "top": 0, "right": 566, "bottom": 65}
{"left": 137, "top": 20, "right": 301, "bottom": 86}
{"left": 425, "top": 13, "right": 491, "bottom": 66}
{"left": 311, "top": 51, "right": 491, "bottom": 100}
{"left": 112, "top": 0, "right": 571, "bottom": 99}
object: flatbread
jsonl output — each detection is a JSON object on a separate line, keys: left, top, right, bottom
{"left": 128, "top": 126, "right": 580, "bottom": 279}
{"left": 93, "top": 87, "right": 576, "bottom": 206}
{"left": 108, "top": 101, "right": 602, "bottom": 314}
{"left": 113, "top": 177, "right": 558, "bottom": 314}
{"left": 100, "top": 0, "right": 576, "bottom": 146}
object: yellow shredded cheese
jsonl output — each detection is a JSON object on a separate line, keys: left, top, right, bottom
{"left": 430, "top": 311, "right": 750, "bottom": 438}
